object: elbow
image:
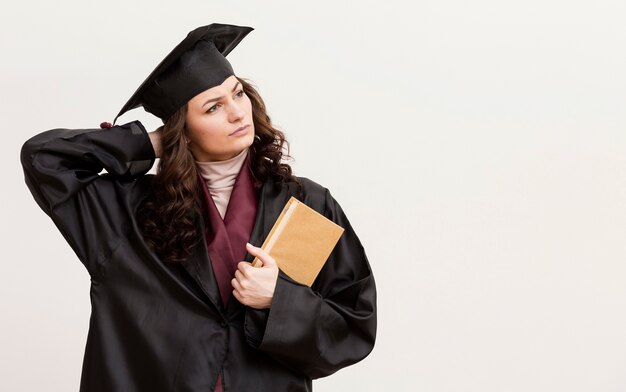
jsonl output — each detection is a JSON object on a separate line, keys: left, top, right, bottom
{"left": 19, "top": 133, "right": 55, "bottom": 214}
{"left": 20, "top": 137, "right": 38, "bottom": 172}
{"left": 305, "top": 346, "right": 376, "bottom": 380}
{"left": 307, "top": 325, "right": 377, "bottom": 380}
{"left": 20, "top": 129, "right": 55, "bottom": 173}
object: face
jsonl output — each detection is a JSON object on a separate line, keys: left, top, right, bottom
{"left": 185, "top": 75, "right": 255, "bottom": 162}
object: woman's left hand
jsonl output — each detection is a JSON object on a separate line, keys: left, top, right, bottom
{"left": 232, "top": 243, "right": 279, "bottom": 309}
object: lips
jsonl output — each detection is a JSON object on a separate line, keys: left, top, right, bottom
{"left": 230, "top": 124, "right": 249, "bottom": 136}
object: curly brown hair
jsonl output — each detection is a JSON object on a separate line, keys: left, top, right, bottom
{"left": 136, "top": 77, "right": 302, "bottom": 264}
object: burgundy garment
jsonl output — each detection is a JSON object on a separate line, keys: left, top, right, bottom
{"left": 196, "top": 152, "right": 259, "bottom": 391}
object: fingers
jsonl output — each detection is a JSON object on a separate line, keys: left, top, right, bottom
{"left": 232, "top": 273, "right": 249, "bottom": 307}
{"left": 232, "top": 259, "right": 275, "bottom": 309}
{"left": 246, "top": 242, "right": 268, "bottom": 258}
{"left": 245, "top": 243, "right": 277, "bottom": 267}
{"left": 232, "top": 285, "right": 243, "bottom": 304}
{"left": 231, "top": 276, "right": 242, "bottom": 292}
{"left": 237, "top": 261, "right": 251, "bottom": 277}
{"left": 234, "top": 269, "right": 245, "bottom": 284}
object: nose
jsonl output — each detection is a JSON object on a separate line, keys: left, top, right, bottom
{"left": 228, "top": 100, "right": 245, "bottom": 123}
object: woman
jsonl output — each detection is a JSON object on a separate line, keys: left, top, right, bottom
{"left": 20, "top": 23, "right": 376, "bottom": 392}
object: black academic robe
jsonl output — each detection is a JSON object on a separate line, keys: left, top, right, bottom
{"left": 20, "top": 120, "right": 377, "bottom": 392}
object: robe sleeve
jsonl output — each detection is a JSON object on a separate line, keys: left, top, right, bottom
{"left": 20, "top": 120, "right": 156, "bottom": 276}
{"left": 244, "top": 188, "right": 377, "bottom": 379}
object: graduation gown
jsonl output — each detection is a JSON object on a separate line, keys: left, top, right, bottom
{"left": 20, "top": 120, "right": 377, "bottom": 392}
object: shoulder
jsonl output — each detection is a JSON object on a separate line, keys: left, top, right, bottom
{"left": 289, "top": 175, "right": 342, "bottom": 218}
{"left": 294, "top": 175, "right": 329, "bottom": 196}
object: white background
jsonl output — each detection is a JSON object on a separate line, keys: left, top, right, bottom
{"left": 2, "top": 0, "right": 626, "bottom": 391}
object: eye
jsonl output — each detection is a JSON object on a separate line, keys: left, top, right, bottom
{"left": 235, "top": 89, "right": 245, "bottom": 98}
{"left": 206, "top": 103, "right": 220, "bottom": 113}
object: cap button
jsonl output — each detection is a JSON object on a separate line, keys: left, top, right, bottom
{"left": 100, "top": 121, "right": 113, "bottom": 129}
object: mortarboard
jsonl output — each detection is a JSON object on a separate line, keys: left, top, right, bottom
{"left": 112, "top": 23, "right": 253, "bottom": 125}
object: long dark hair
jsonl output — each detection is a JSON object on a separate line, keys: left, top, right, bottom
{"left": 136, "top": 76, "right": 302, "bottom": 264}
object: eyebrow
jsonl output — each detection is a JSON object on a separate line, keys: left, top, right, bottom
{"left": 203, "top": 81, "right": 241, "bottom": 107}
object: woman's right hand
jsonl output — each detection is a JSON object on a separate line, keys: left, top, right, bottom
{"left": 148, "top": 126, "right": 163, "bottom": 158}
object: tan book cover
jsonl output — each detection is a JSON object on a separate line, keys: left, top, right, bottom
{"left": 251, "top": 196, "right": 345, "bottom": 286}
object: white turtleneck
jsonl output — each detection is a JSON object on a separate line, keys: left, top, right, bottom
{"left": 195, "top": 148, "right": 249, "bottom": 220}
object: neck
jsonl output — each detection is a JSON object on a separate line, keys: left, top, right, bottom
{"left": 195, "top": 148, "right": 249, "bottom": 190}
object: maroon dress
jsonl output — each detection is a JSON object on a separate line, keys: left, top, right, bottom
{"left": 196, "top": 152, "right": 258, "bottom": 391}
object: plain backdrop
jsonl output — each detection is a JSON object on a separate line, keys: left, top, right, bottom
{"left": 2, "top": 0, "right": 625, "bottom": 391}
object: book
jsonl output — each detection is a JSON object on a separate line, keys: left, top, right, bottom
{"left": 251, "top": 196, "right": 345, "bottom": 287}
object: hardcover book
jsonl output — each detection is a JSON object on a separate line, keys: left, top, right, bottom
{"left": 251, "top": 196, "right": 344, "bottom": 286}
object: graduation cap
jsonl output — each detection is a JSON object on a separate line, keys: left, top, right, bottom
{"left": 112, "top": 23, "right": 253, "bottom": 125}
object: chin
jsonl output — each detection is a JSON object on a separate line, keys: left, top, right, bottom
{"left": 244, "top": 133, "right": 255, "bottom": 147}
